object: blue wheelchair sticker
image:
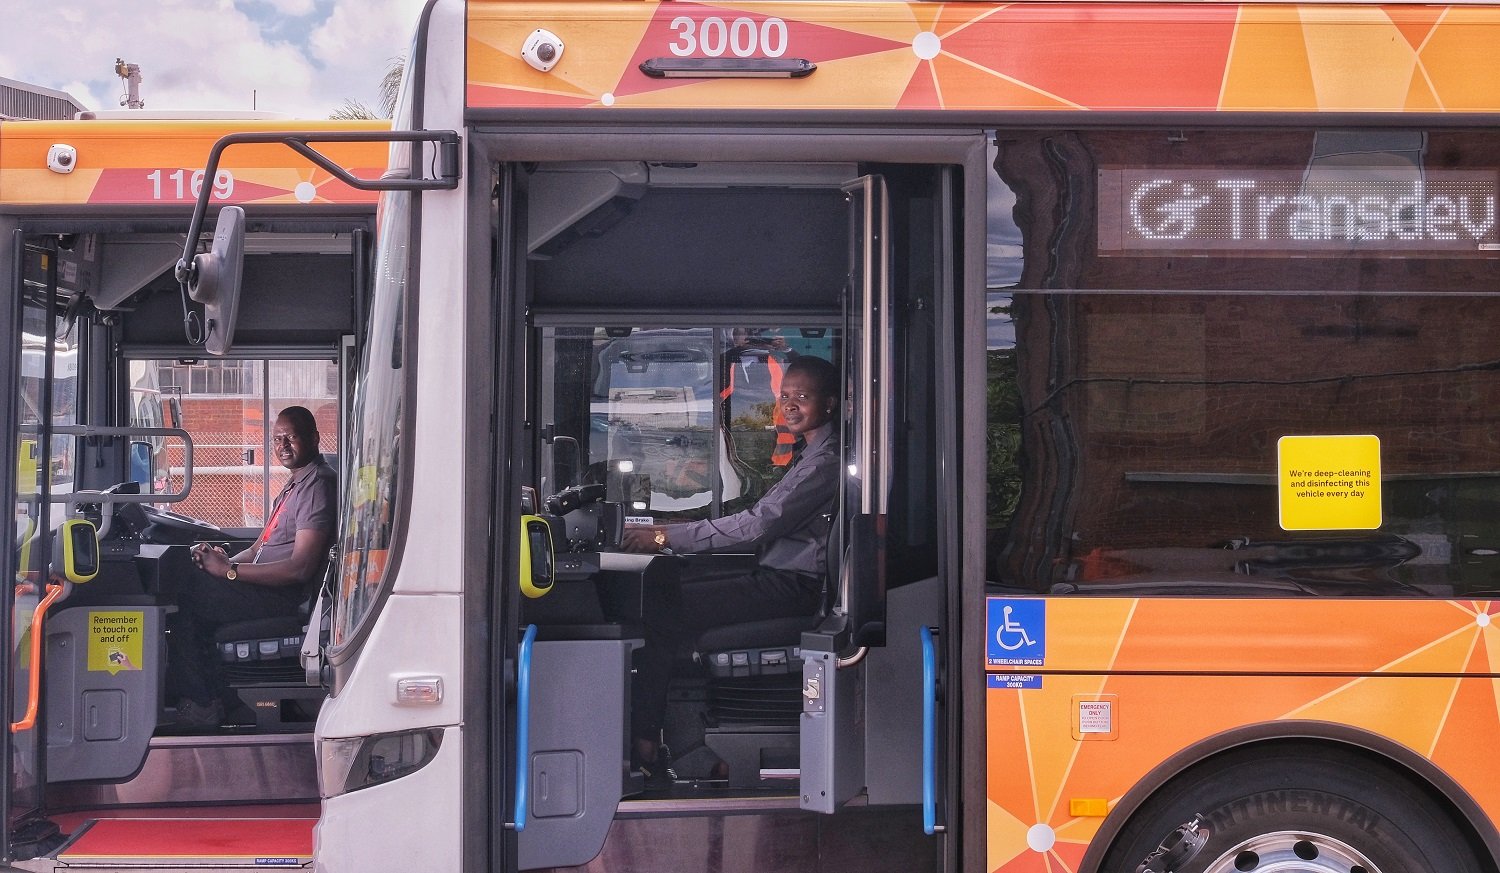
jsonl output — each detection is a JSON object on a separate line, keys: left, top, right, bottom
{"left": 986, "top": 598, "right": 1045, "bottom": 667}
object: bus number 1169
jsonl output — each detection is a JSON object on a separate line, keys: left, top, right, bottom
{"left": 145, "top": 168, "right": 236, "bottom": 201}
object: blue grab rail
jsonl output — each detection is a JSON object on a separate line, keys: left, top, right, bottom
{"left": 514, "top": 624, "right": 538, "bottom": 832}
{"left": 920, "top": 625, "right": 938, "bottom": 835}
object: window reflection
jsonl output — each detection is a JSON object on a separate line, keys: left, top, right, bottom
{"left": 539, "top": 326, "right": 839, "bottom": 521}
{"left": 986, "top": 129, "right": 1500, "bottom": 597}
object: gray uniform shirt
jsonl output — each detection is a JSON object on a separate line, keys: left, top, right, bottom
{"left": 254, "top": 455, "right": 337, "bottom": 582}
{"left": 672, "top": 422, "right": 838, "bottom": 578}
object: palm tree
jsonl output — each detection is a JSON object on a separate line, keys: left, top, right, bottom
{"left": 330, "top": 55, "right": 405, "bottom": 120}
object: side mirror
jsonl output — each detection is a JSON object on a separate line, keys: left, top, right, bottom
{"left": 54, "top": 518, "right": 99, "bottom": 584}
{"left": 128, "top": 440, "right": 153, "bottom": 491}
{"left": 518, "top": 515, "right": 555, "bottom": 599}
{"left": 187, "top": 205, "right": 246, "bottom": 355}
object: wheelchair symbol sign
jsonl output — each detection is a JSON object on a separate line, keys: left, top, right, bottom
{"left": 986, "top": 599, "right": 1045, "bottom": 667}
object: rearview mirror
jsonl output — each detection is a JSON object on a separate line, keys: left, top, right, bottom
{"left": 187, "top": 205, "right": 246, "bottom": 355}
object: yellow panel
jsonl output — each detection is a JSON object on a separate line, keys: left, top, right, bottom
{"left": 1299, "top": 6, "right": 1418, "bottom": 110}
{"left": 1277, "top": 434, "right": 1381, "bottom": 531}
{"left": 1221, "top": 7, "right": 1318, "bottom": 109}
{"left": 1419, "top": 8, "right": 1500, "bottom": 111}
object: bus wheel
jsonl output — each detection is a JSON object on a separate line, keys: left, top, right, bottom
{"left": 1101, "top": 745, "right": 1484, "bottom": 873}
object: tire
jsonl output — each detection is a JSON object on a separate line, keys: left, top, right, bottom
{"left": 1101, "top": 744, "right": 1484, "bottom": 873}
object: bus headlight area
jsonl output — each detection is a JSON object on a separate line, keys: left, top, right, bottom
{"left": 318, "top": 728, "right": 445, "bottom": 798}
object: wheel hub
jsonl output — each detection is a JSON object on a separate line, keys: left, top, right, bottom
{"left": 1202, "top": 830, "right": 1380, "bottom": 873}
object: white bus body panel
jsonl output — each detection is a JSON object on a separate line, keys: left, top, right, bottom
{"left": 393, "top": 0, "right": 469, "bottom": 599}
{"left": 314, "top": 724, "right": 464, "bottom": 873}
{"left": 319, "top": 592, "right": 465, "bottom": 735}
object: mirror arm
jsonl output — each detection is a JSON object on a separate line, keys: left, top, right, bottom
{"left": 174, "top": 128, "right": 464, "bottom": 337}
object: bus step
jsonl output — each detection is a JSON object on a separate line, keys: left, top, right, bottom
{"left": 50, "top": 817, "right": 314, "bottom": 868}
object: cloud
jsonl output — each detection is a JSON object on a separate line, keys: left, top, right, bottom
{"left": 2, "top": 0, "right": 427, "bottom": 118}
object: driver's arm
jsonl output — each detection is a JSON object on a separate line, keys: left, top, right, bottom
{"left": 230, "top": 528, "right": 331, "bottom": 587}
{"left": 196, "top": 528, "right": 331, "bottom": 587}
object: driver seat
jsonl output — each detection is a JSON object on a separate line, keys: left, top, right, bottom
{"left": 693, "top": 523, "right": 838, "bottom": 788}
{"left": 213, "top": 549, "right": 333, "bottom": 730}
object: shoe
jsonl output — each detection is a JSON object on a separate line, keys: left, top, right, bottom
{"left": 636, "top": 743, "right": 676, "bottom": 791}
{"left": 174, "top": 697, "right": 225, "bottom": 729}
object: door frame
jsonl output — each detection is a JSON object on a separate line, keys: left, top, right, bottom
{"left": 468, "top": 126, "right": 989, "bottom": 873}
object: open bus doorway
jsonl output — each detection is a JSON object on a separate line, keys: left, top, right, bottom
{"left": 497, "top": 157, "right": 955, "bottom": 870}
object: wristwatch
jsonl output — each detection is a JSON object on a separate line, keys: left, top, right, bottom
{"left": 654, "top": 529, "right": 667, "bottom": 547}
{"left": 225, "top": 562, "right": 239, "bottom": 581}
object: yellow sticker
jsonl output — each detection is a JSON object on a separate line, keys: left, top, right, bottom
{"left": 1277, "top": 435, "right": 1381, "bottom": 531}
{"left": 87, "top": 611, "right": 144, "bottom": 674}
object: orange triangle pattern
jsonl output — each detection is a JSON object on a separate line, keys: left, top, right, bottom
{"left": 469, "top": 2, "right": 1500, "bottom": 112}
{"left": 986, "top": 600, "right": 1500, "bottom": 873}
{"left": 898, "top": 60, "right": 941, "bottom": 109}
{"left": 1382, "top": 4, "right": 1445, "bottom": 49}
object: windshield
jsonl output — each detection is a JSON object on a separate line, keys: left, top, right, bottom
{"left": 330, "top": 57, "right": 417, "bottom": 650}
{"left": 539, "top": 326, "right": 838, "bottom": 520}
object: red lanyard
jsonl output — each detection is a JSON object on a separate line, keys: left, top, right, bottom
{"left": 258, "top": 481, "right": 295, "bottom": 544}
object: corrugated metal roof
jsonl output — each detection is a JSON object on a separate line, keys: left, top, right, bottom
{"left": 0, "top": 76, "right": 87, "bottom": 120}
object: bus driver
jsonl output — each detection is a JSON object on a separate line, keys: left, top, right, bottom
{"left": 620, "top": 355, "right": 841, "bottom": 787}
{"left": 168, "top": 405, "right": 338, "bottom": 728}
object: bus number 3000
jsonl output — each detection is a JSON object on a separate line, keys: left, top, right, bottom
{"left": 668, "top": 16, "right": 789, "bottom": 59}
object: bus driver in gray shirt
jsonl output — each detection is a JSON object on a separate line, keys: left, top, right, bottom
{"left": 620, "top": 355, "right": 841, "bottom": 788}
{"left": 168, "top": 405, "right": 338, "bottom": 728}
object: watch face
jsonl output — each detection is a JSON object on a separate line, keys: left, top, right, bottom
{"left": 226, "top": 565, "right": 238, "bottom": 580}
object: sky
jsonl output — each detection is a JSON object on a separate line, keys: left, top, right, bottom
{"left": 3, "top": 0, "right": 430, "bottom": 119}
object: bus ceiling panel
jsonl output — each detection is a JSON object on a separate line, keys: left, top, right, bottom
{"left": 530, "top": 188, "right": 846, "bottom": 309}
{"left": 119, "top": 253, "right": 355, "bottom": 346}
{"left": 526, "top": 161, "right": 862, "bottom": 253}
{"left": 93, "top": 232, "right": 355, "bottom": 312}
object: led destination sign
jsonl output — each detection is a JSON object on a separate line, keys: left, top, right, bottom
{"left": 1098, "top": 169, "right": 1498, "bottom": 256}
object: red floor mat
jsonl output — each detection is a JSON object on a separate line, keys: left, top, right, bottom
{"left": 59, "top": 817, "right": 314, "bottom": 862}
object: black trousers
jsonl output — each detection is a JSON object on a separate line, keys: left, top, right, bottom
{"left": 631, "top": 564, "right": 822, "bottom": 745}
{"left": 166, "top": 568, "right": 305, "bottom": 706}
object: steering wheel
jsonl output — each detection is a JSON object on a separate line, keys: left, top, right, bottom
{"left": 139, "top": 503, "right": 226, "bottom": 544}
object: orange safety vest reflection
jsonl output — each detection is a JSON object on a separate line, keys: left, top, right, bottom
{"left": 721, "top": 354, "right": 796, "bottom": 467}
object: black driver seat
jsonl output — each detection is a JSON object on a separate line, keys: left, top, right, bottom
{"left": 212, "top": 547, "right": 334, "bottom": 731}
{"left": 693, "top": 526, "right": 838, "bottom": 787}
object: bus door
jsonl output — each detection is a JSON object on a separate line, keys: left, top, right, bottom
{"left": 800, "top": 174, "right": 894, "bottom": 812}
{"left": 4, "top": 236, "right": 69, "bottom": 861}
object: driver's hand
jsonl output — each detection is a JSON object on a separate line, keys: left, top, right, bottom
{"left": 621, "top": 526, "right": 668, "bottom": 553}
{"left": 191, "top": 543, "right": 229, "bottom": 576}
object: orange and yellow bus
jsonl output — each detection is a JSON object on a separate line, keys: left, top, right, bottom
{"left": 1, "top": 115, "right": 384, "bottom": 868}
{"left": 6, "top": 4, "right": 1500, "bottom": 873}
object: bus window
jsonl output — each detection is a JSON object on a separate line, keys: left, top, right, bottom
{"left": 142, "top": 358, "right": 340, "bottom": 531}
{"left": 333, "top": 188, "right": 410, "bottom": 650}
{"left": 986, "top": 128, "right": 1500, "bottom": 597}
{"left": 537, "top": 326, "right": 839, "bottom": 522}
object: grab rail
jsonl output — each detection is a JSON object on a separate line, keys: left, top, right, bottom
{"left": 920, "top": 625, "right": 943, "bottom": 834}
{"left": 11, "top": 582, "right": 68, "bottom": 732}
{"left": 512, "top": 624, "right": 539, "bottom": 832}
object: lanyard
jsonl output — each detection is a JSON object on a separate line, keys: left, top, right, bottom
{"left": 257, "top": 479, "right": 296, "bottom": 547}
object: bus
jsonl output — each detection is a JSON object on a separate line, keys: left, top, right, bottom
{"left": 7, "top": 3, "right": 1500, "bottom": 873}
{"left": 0, "top": 115, "right": 383, "bottom": 866}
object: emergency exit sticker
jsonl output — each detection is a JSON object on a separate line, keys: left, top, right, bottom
{"left": 1277, "top": 435, "right": 1382, "bottom": 531}
{"left": 87, "top": 611, "right": 144, "bottom": 674}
